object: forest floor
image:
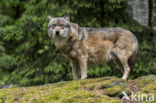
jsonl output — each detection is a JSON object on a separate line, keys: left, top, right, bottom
{"left": 0, "top": 75, "right": 156, "bottom": 103}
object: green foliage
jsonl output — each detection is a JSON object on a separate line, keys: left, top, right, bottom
{"left": 0, "top": 41, "right": 11, "bottom": 86}
{"left": 0, "top": 0, "right": 155, "bottom": 86}
{"left": 130, "top": 29, "right": 156, "bottom": 78}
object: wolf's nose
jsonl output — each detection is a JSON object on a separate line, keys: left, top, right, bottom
{"left": 56, "top": 30, "right": 60, "bottom": 35}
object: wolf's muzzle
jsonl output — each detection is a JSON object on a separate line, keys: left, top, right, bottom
{"left": 55, "top": 30, "right": 60, "bottom": 35}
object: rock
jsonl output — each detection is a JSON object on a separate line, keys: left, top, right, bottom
{"left": 127, "top": 0, "right": 149, "bottom": 27}
{"left": 127, "top": 0, "right": 156, "bottom": 30}
{"left": 151, "top": 0, "right": 156, "bottom": 30}
{"left": 100, "top": 81, "right": 127, "bottom": 88}
{"left": 0, "top": 85, "right": 12, "bottom": 89}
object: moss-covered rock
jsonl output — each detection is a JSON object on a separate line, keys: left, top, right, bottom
{"left": 0, "top": 75, "right": 156, "bottom": 103}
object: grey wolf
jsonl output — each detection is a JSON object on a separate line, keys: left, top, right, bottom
{"left": 48, "top": 15, "right": 139, "bottom": 80}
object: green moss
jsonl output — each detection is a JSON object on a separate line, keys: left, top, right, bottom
{"left": 142, "top": 84, "right": 156, "bottom": 93}
{"left": 105, "top": 85, "right": 124, "bottom": 96}
{"left": 128, "top": 76, "right": 156, "bottom": 102}
{"left": 0, "top": 76, "right": 155, "bottom": 103}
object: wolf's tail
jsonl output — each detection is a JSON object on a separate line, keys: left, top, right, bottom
{"left": 128, "top": 33, "right": 139, "bottom": 70}
{"left": 128, "top": 51, "right": 138, "bottom": 70}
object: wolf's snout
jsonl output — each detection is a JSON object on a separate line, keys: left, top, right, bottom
{"left": 55, "top": 30, "right": 60, "bottom": 35}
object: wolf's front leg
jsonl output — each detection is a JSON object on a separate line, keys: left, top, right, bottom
{"left": 79, "top": 56, "right": 88, "bottom": 79}
{"left": 71, "top": 61, "right": 79, "bottom": 80}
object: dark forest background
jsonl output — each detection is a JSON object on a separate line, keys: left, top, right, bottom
{"left": 0, "top": 0, "right": 155, "bottom": 86}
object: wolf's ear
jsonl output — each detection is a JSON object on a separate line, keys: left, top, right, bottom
{"left": 48, "top": 16, "right": 53, "bottom": 21}
{"left": 64, "top": 14, "right": 70, "bottom": 21}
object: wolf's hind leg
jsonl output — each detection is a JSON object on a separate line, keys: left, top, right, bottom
{"left": 114, "top": 58, "right": 124, "bottom": 74}
{"left": 116, "top": 56, "right": 130, "bottom": 80}
{"left": 71, "top": 62, "right": 79, "bottom": 80}
{"left": 112, "top": 50, "right": 130, "bottom": 80}
{"left": 112, "top": 53, "right": 124, "bottom": 74}
{"left": 121, "top": 61, "right": 130, "bottom": 80}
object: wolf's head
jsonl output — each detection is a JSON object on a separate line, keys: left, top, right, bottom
{"left": 48, "top": 15, "right": 70, "bottom": 38}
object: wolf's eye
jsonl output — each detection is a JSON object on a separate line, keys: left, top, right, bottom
{"left": 52, "top": 24, "right": 57, "bottom": 27}
{"left": 65, "top": 25, "right": 70, "bottom": 28}
{"left": 60, "top": 25, "right": 65, "bottom": 28}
